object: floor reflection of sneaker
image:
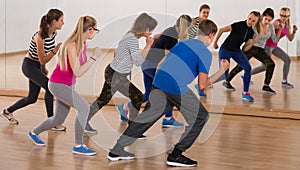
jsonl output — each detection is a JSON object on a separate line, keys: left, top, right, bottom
{"left": 108, "top": 149, "right": 135, "bottom": 161}
{"left": 1, "top": 109, "right": 19, "bottom": 125}
{"left": 162, "top": 117, "right": 184, "bottom": 128}
{"left": 72, "top": 144, "right": 96, "bottom": 156}
{"left": 51, "top": 125, "right": 67, "bottom": 131}
{"left": 28, "top": 131, "right": 45, "bottom": 146}
{"left": 85, "top": 122, "right": 98, "bottom": 134}
{"left": 117, "top": 104, "right": 129, "bottom": 121}
{"left": 242, "top": 92, "right": 254, "bottom": 102}
{"left": 281, "top": 81, "right": 294, "bottom": 88}
{"left": 166, "top": 153, "right": 198, "bottom": 167}
{"left": 194, "top": 84, "right": 207, "bottom": 97}
{"left": 137, "top": 134, "right": 147, "bottom": 140}
{"left": 222, "top": 81, "right": 236, "bottom": 91}
{"left": 262, "top": 85, "right": 276, "bottom": 94}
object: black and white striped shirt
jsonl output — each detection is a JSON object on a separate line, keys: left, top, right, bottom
{"left": 28, "top": 32, "right": 56, "bottom": 61}
{"left": 188, "top": 17, "right": 200, "bottom": 39}
{"left": 110, "top": 32, "right": 144, "bottom": 74}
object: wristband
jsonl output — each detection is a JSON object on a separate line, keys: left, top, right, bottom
{"left": 90, "top": 57, "right": 96, "bottom": 61}
{"left": 51, "top": 50, "right": 56, "bottom": 55}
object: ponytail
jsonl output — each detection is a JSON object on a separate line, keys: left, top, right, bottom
{"left": 176, "top": 15, "right": 192, "bottom": 41}
{"left": 39, "top": 9, "right": 63, "bottom": 39}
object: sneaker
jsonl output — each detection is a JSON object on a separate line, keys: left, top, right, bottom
{"left": 242, "top": 92, "right": 254, "bottom": 102}
{"left": 166, "top": 153, "right": 198, "bottom": 167}
{"left": 194, "top": 84, "right": 207, "bottom": 97}
{"left": 281, "top": 81, "right": 294, "bottom": 88}
{"left": 241, "top": 75, "right": 254, "bottom": 84}
{"left": 222, "top": 81, "right": 235, "bottom": 91}
{"left": 107, "top": 149, "right": 135, "bottom": 161}
{"left": 162, "top": 117, "right": 184, "bottom": 128}
{"left": 138, "top": 134, "right": 147, "bottom": 140}
{"left": 117, "top": 104, "right": 129, "bottom": 121}
{"left": 85, "top": 122, "right": 98, "bottom": 134}
{"left": 51, "top": 125, "right": 67, "bottom": 131}
{"left": 72, "top": 144, "right": 96, "bottom": 156}
{"left": 262, "top": 85, "right": 276, "bottom": 94}
{"left": 1, "top": 109, "right": 19, "bottom": 124}
{"left": 28, "top": 131, "right": 45, "bottom": 146}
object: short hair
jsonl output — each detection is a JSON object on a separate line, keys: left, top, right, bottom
{"left": 199, "top": 4, "right": 210, "bottom": 12}
{"left": 197, "top": 19, "right": 218, "bottom": 36}
{"left": 130, "top": 13, "right": 158, "bottom": 35}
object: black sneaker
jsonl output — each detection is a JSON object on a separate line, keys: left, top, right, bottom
{"left": 138, "top": 134, "right": 147, "bottom": 140}
{"left": 262, "top": 85, "right": 276, "bottom": 94}
{"left": 166, "top": 153, "right": 198, "bottom": 167}
{"left": 222, "top": 81, "right": 235, "bottom": 90}
{"left": 107, "top": 149, "right": 135, "bottom": 161}
{"left": 84, "top": 122, "right": 98, "bottom": 134}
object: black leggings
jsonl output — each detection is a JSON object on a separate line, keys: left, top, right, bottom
{"left": 7, "top": 57, "right": 53, "bottom": 117}
{"left": 227, "top": 46, "right": 275, "bottom": 85}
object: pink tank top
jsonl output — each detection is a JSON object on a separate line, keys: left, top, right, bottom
{"left": 265, "top": 19, "right": 287, "bottom": 48}
{"left": 50, "top": 41, "right": 88, "bottom": 86}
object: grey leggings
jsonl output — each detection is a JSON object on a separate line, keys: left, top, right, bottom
{"left": 33, "top": 82, "right": 89, "bottom": 145}
{"left": 252, "top": 46, "right": 291, "bottom": 81}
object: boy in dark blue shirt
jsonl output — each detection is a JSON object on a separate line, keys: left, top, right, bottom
{"left": 107, "top": 19, "right": 229, "bottom": 167}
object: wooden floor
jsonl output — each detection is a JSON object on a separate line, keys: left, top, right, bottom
{"left": 0, "top": 59, "right": 300, "bottom": 170}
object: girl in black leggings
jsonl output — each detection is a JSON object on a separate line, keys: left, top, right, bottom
{"left": 1, "top": 9, "right": 66, "bottom": 130}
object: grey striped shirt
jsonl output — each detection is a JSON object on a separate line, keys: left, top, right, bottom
{"left": 110, "top": 32, "right": 144, "bottom": 74}
{"left": 28, "top": 32, "right": 56, "bottom": 61}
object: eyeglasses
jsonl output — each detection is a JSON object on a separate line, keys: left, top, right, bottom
{"left": 89, "top": 27, "right": 100, "bottom": 34}
{"left": 280, "top": 14, "right": 290, "bottom": 18}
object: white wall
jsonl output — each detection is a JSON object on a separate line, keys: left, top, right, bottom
{"left": 1, "top": 0, "right": 299, "bottom": 56}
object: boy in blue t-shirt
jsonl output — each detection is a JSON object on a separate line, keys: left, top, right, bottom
{"left": 108, "top": 19, "right": 229, "bottom": 167}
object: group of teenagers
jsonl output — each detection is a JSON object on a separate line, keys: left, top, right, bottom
{"left": 0, "top": 4, "right": 298, "bottom": 167}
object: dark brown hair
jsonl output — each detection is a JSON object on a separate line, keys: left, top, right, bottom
{"left": 39, "top": 9, "right": 63, "bottom": 39}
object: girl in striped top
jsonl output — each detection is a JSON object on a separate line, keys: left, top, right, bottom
{"left": 188, "top": 4, "right": 210, "bottom": 39}
{"left": 85, "top": 13, "right": 157, "bottom": 134}
{"left": 1, "top": 9, "right": 66, "bottom": 130}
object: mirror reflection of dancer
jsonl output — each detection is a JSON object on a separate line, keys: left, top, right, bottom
{"left": 1, "top": 9, "right": 66, "bottom": 130}
{"left": 224, "top": 8, "right": 282, "bottom": 94}
{"left": 28, "top": 16, "right": 102, "bottom": 156}
{"left": 85, "top": 13, "right": 158, "bottom": 135}
{"left": 108, "top": 19, "right": 229, "bottom": 167}
{"left": 117, "top": 15, "right": 192, "bottom": 128}
{"left": 213, "top": 11, "right": 260, "bottom": 102}
{"left": 251, "top": 7, "right": 298, "bottom": 88}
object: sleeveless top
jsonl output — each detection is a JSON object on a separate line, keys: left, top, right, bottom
{"left": 265, "top": 19, "right": 287, "bottom": 48}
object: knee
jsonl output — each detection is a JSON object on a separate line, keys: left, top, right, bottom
{"left": 244, "top": 64, "right": 252, "bottom": 73}
{"left": 286, "top": 57, "right": 291, "bottom": 65}
{"left": 267, "top": 61, "right": 275, "bottom": 69}
{"left": 26, "top": 97, "right": 38, "bottom": 104}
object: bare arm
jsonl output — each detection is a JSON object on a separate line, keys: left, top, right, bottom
{"left": 141, "top": 36, "right": 154, "bottom": 58}
{"left": 35, "top": 34, "right": 61, "bottom": 65}
{"left": 286, "top": 25, "right": 298, "bottom": 41}
{"left": 213, "top": 25, "right": 232, "bottom": 49}
{"left": 197, "top": 59, "right": 230, "bottom": 90}
{"left": 68, "top": 42, "right": 102, "bottom": 78}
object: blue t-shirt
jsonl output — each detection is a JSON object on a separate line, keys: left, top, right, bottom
{"left": 221, "top": 20, "right": 254, "bottom": 51}
{"left": 153, "top": 39, "right": 212, "bottom": 94}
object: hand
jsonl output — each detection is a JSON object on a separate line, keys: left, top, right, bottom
{"left": 92, "top": 47, "right": 103, "bottom": 59}
{"left": 253, "top": 37, "right": 258, "bottom": 44}
{"left": 213, "top": 42, "right": 219, "bottom": 49}
{"left": 278, "top": 22, "right": 285, "bottom": 29}
{"left": 145, "top": 36, "right": 154, "bottom": 46}
{"left": 41, "top": 65, "right": 49, "bottom": 75}
{"left": 54, "top": 42, "right": 62, "bottom": 53}
{"left": 292, "top": 25, "right": 298, "bottom": 33}
{"left": 220, "top": 59, "right": 230, "bottom": 71}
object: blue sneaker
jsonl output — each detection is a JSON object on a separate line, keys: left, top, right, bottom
{"left": 194, "top": 84, "right": 207, "bottom": 97}
{"left": 28, "top": 131, "right": 45, "bottom": 146}
{"left": 117, "top": 103, "right": 128, "bottom": 121}
{"left": 73, "top": 144, "right": 96, "bottom": 156}
{"left": 241, "top": 75, "right": 254, "bottom": 84}
{"left": 281, "top": 81, "right": 294, "bottom": 88}
{"left": 162, "top": 117, "right": 184, "bottom": 128}
{"left": 242, "top": 92, "right": 254, "bottom": 102}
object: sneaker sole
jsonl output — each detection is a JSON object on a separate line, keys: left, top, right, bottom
{"left": 282, "top": 85, "right": 294, "bottom": 88}
{"left": 27, "top": 133, "right": 46, "bottom": 147}
{"left": 107, "top": 155, "right": 135, "bottom": 161}
{"left": 242, "top": 98, "right": 254, "bottom": 102}
{"left": 162, "top": 125, "right": 184, "bottom": 128}
{"left": 73, "top": 151, "right": 96, "bottom": 156}
{"left": 262, "top": 90, "right": 276, "bottom": 94}
{"left": 84, "top": 130, "right": 98, "bottom": 134}
{"left": 166, "top": 161, "right": 197, "bottom": 167}
{"left": 50, "top": 127, "right": 67, "bottom": 131}
{"left": 0, "top": 113, "right": 19, "bottom": 125}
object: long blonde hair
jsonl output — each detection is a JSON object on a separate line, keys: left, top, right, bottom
{"left": 176, "top": 15, "right": 192, "bottom": 41}
{"left": 58, "top": 16, "right": 97, "bottom": 70}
